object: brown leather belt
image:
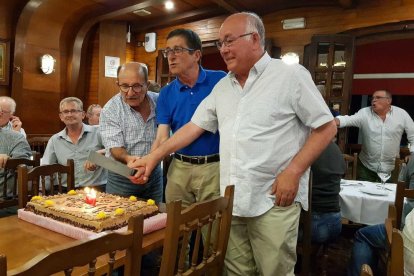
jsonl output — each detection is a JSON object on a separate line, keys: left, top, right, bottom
{"left": 174, "top": 153, "right": 220, "bottom": 165}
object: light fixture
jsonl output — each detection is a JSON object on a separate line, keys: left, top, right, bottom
{"left": 126, "top": 25, "right": 131, "bottom": 43}
{"left": 282, "top": 17, "right": 306, "bottom": 30}
{"left": 40, "top": 54, "right": 56, "bottom": 74}
{"left": 165, "top": 1, "right": 174, "bottom": 10}
{"left": 281, "top": 52, "right": 299, "bottom": 65}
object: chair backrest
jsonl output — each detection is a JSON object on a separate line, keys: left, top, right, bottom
{"left": 394, "top": 180, "right": 414, "bottom": 228}
{"left": 360, "top": 264, "right": 373, "bottom": 276}
{"left": 0, "top": 152, "right": 41, "bottom": 209}
{"left": 297, "top": 171, "right": 313, "bottom": 276}
{"left": 343, "top": 153, "right": 358, "bottom": 180}
{"left": 3, "top": 214, "right": 143, "bottom": 276}
{"left": 159, "top": 185, "right": 234, "bottom": 276}
{"left": 391, "top": 158, "right": 405, "bottom": 183}
{"left": 26, "top": 136, "right": 51, "bottom": 157}
{"left": 385, "top": 216, "right": 404, "bottom": 276}
{"left": 17, "top": 159, "right": 75, "bottom": 209}
{"left": 0, "top": 254, "right": 6, "bottom": 276}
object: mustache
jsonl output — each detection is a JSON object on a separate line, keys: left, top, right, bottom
{"left": 125, "top": 96, "right": 141, "bottom": 100}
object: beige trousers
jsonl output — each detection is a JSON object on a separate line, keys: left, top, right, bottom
{"left": 224, "top": 203, "right": 301, "bottom": 276}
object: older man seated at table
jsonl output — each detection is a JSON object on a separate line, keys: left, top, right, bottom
{"left": 0, "top": 128, "right": 32, "bottom": 197}
{"left": 43, "top": 97, "right": 107, "bottom": 191}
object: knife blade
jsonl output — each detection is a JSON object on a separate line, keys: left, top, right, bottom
{"left": 88, "top": 151, "right": 137, "bottom": 178}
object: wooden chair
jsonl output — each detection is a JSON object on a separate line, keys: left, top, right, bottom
{"left": 1, "top": 214, "right": 143, "bottom": 276}
{"left": 159, "top": 185, "right": 234, "bottom": 276}
{"left": 17, "top": 159, "right": 75, "bottom": 209}
{"left": 0, "top": 152, "right": 41, "bottom": 209}
{"left": 26, "top": 136, "right": 51, "bottom": 157}
{"left": 394, "top": 180, "right": 414, "bottom": 228}
{"left": 385, "top": 214, "right": 404, "bottom": 276}
{"left": 360, "top": 264, "right": 373, "bottom": 276}
{"left": 391, "top": 158, "right": 405, "bottom": 183}
{"left": 343, "top": 153, "right": 358, "bottom": 180}
{"left": 297, "top": 172, "right": 313, "bottom": 276}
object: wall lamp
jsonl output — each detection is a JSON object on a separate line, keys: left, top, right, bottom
{"left": 40, "top": 54, "right": 56, "bottom": 74}
{"left": 282, "top": 17, "right": 306, "bottom": 30}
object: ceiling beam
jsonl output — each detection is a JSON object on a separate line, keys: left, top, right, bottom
{"left": 132, "top": 6, "right": 226, "bottom": 32}
{"left": 209, "top": 0, "right": 240, "bottom": 13}
{"left": 337, "top": 0, "right": 355, "bottom": 9}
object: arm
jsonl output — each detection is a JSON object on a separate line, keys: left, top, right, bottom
{"left": 271, "top": 120, "right": 337, "bottom": 206}
{"left": 129, "top": 122, "right": 205, "bottom": 182}
{"left": 150, "top": 124, "right": 170, "bottom": 153}
{"left": 110, "top": 147, "right": 136, "bottom": 164}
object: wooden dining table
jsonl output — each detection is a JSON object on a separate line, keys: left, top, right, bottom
{"left": 0, "top": 215, "right": 166, "bottom": 275}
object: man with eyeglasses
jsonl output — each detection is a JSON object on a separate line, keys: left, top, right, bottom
{"left": 0, "top": 96, "right": 26, "bottom": 138}
{"left": 43, "top": 97, "right": 107, "bottom": 190}
{"left": 153, "top": 28, "right": 225, "bottom": 216}
{"left": 85, "top": 104, "right": 102, "bottom": 125}
{"left": 335, "top": 89, "right": 414, "bottom": 182}
{"left": 99, "top": 62, "right": 163, "bottom": 203}
{"left": 129, "top": 12, "right": 336, "bottom": 275}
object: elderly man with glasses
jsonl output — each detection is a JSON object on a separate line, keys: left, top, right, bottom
{"left": 43, "top": 97, "right": 107, "bottom": 190}
{"left": 335, "top": 89, "right": 414, "bottom": 182}
{"left": 0, "top": 96, "right": 26, "bottom": 138}
{"left": 99, "top": 62, "right": 162, "bottom": 203}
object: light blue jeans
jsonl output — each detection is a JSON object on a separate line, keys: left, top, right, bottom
{"left": 347, "top": 224, "right": 386, "bottom": 276}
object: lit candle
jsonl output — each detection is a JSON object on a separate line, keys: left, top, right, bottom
{"left": 85, "top": 188, "right": 97, "bottom": 206}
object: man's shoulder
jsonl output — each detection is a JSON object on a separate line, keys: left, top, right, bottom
{"left": 102, "top": 93, "right": 122, "bottom": 109}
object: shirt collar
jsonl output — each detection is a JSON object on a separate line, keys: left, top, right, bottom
{"left": 228, "top": 52, "right": 271, "bottom": 82}
{"left": 58, "top": 123, "right": 90, "bottom": 139}
{"left": 176, "top": 66, "right": 206, "bottom": 91}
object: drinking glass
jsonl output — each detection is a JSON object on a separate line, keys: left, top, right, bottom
{"left": 377, "top": 169, "right": 391, "bottom": 190}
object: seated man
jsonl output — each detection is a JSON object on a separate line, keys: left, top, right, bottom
{"left": 0, "top": 128, "right": 32, "bottom": 197}
{"left": 402, "top": 154, "right": 414, "bottom": 228}
{"left": 86, "top": 104, "right": 102, "bottom": 125}
{"left": 310, "top": 141, "right": 346, "bottom": 243}
{"left": 0, "top": 96, "right": 26, "bottom": 138}
{"left": 347, "top": 208, "right": 414, "bottom": 276}
{"left": 43, "top": 97, "right": 107, "bottom": 190}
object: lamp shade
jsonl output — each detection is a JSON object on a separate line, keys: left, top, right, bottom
{"left": 40, "top": 54, "right": 55, "bottom": 74}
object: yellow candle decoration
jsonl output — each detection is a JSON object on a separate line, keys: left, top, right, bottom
{"left": 147, "top": 199, "right": 155, "bottom": 206}
{"left": 44, "top": 200, "right": 55, "bottom": 207}
{"left": 31, "top": 195, "right": 43, "bottom": 201}
{"left": 96, "top": 211, "right": 106, "bottom": 219}
{"left": 114, "top": 208, "right": 125, "bottom": 216}
{"left": 129, "top": 196, "right": 137, "bottom": 202}
{"left": 67, "top": 190, "right": 77, "bottom": 195}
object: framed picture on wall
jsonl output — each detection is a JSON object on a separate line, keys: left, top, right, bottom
{"left": 0, "top": 39, "right": 10, "bottom": 85}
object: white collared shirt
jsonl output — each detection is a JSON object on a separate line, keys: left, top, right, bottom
{"left": 192, "top": 53, "right": 333, "bottom": 217}
{"left": 337, "top": 106, "right": 414, "bottom": 172}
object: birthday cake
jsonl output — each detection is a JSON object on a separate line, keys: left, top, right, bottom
{"left": 24, "top": 189, "right": 159, "bottom": 232}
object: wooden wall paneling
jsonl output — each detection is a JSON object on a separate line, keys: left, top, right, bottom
{"left": 98, "top": 21, "right": 127, "bottom": 106}
{"left": 85, "top": 27, "right": 100, "bottom": 109}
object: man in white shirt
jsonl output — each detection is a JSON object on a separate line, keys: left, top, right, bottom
{"left": 335, "top": 90, "right": 414, "bottom": 182}
{"left": 129, "top": 12, "right": 336, "bottom": 275}
{"left": 0, "top": 96, "right": 26, "bottom": 138}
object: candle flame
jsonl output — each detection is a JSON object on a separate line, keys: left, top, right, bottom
{"left": 90, "top": 188, "right": 97, "bottom": 198}
{"left": 84, "top": 187, "right": 90, "bottom": 194}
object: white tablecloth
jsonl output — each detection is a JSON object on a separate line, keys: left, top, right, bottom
{"left": 339, "top": 179, "right": 396, "bottom": 225}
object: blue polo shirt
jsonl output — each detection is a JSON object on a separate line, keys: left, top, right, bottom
{"left": 156, "top": 67, "right": 226, "bottom": 156}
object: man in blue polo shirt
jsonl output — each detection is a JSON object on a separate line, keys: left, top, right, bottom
{"left": 151, "top": 28, "right": 226, "bottom": 210}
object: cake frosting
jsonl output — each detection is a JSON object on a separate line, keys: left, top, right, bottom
{"left": 24, "top": 189, "right": 158, "bottom": 232}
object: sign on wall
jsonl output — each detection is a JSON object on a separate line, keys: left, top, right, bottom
{"left": 104, "top": 56, "right": 120, "bottom": 78}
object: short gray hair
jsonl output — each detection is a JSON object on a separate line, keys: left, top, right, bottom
{"left": 117, "top": 62, "right": 148, "bottom": 83}
{"left": 241, "top": 12, "right": 265, "bottom": 48}
{"left": 59, "top": 97, "right": 83, "bottom": 111}
{"left": 0, "top": 96, "right": 17, "bottom": 113}
{"left": 87, "top": 104, "right": 101, "bottom": 115}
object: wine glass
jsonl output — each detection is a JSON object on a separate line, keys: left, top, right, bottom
{"left": 377, "top": 169, "right": 391, "bottom": 190}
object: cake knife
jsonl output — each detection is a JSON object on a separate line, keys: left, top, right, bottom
{"left": 88, "top": 151, "right": 137, "bottom": 178}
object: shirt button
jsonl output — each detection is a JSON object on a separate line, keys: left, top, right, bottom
{"left": 190, "top": 92, "right": 193, "bottom": 95}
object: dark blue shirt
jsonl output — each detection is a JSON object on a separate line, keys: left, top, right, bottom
{"left": 156, "top": 67, "right": 226, "bottom": 156}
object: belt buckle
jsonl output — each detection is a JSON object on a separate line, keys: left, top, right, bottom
{"left": 190, "top": 157, "right": 198, "bottom": 164}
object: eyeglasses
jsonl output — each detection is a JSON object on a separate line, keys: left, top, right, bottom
{"left": 0, "top": 109, "right": 12, "bottom": 115}
{"left": 60, "top": 109, "right": 83, "bottom": 115}
{"left": 371, "top": 96, "right": 389, "bottom": 101}
{"left": 118, "top": 83, "right": 147, "bottom": 93}
{"left": 215, "top": 32, "right": 254, "bottom": 50}
{"left": 162, "top": 46, "right": 195, "bottom": 58}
